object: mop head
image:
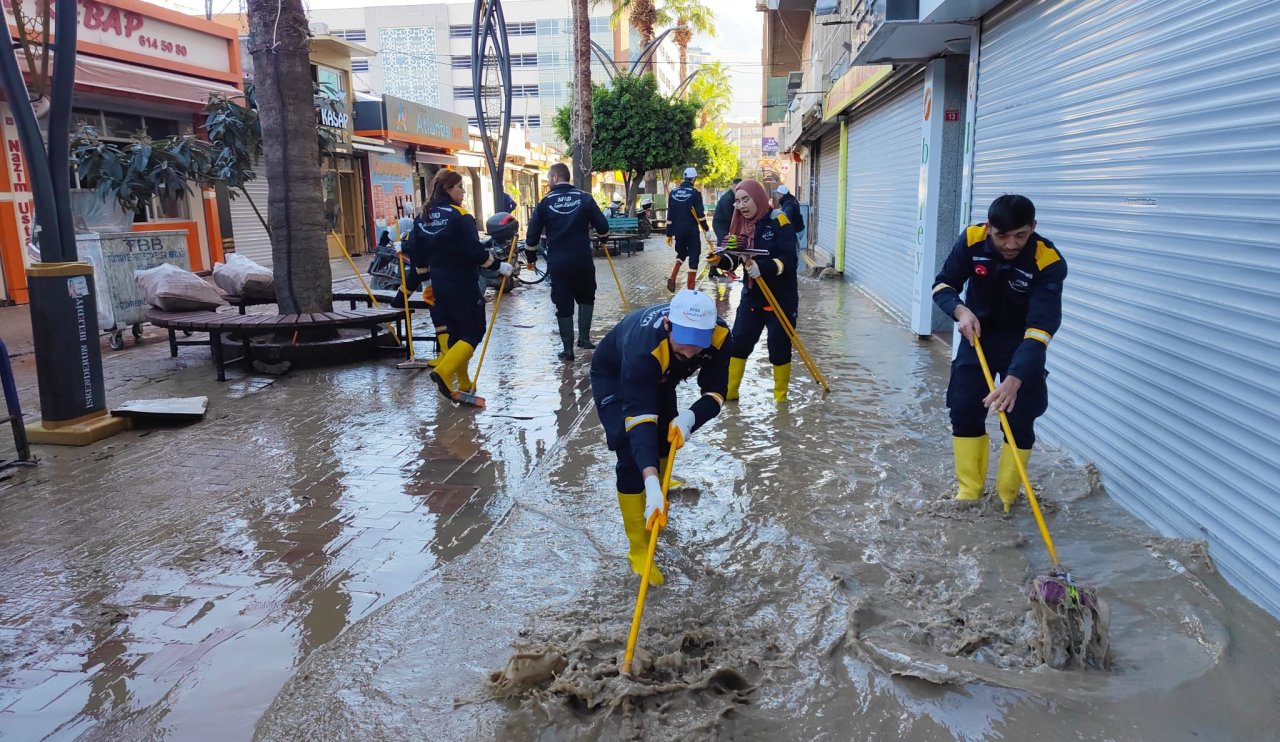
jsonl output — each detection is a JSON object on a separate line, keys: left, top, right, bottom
{"left": 1026, "top": 571, "right": 1112, "bottom": 670}
{"left": 397, "top": 359, "right": 433, "bottom": 369}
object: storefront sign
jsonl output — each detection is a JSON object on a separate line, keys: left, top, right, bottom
{"left": 3, "top": 0, "right": 238, "bottom": 80}
{"left": 360, "top": 94, "right": 468, "bottom": 150}
{"left": 823, "top": 64, "right": 893, "bottom": 122}
{"left": 3, "top": 114, "right": 33, "bottom": 248}
{"left": 367, "top": 151, "right": 415, "bottom": 240}
{"left": 320, "top": 107, "right": 350, "bottom": 130}
{"left": 762, "top": 136, "right": 780, "bottom": 156}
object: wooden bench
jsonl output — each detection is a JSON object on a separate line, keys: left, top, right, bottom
{"left": 594, "top": 217, "right": 643, "bottom": 257}
{"left": 147, "top": 308, "right": 404, "bottom": 381}
{"left": 224, "top": 295, "right": 276, "bottom": 315}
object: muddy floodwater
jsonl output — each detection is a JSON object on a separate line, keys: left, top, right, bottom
{"left": 251, "top": 254, "right": 1280, "bottom": 741}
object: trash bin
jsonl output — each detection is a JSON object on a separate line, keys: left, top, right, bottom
{"left": 77, "top": 230, "right": 191, "bottom": 350}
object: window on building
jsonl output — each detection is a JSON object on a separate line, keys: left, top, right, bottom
{"left": 70, "top": 109, "right": 192, "bottom": 222}
{"left": 452, "top": 55, "right": 472, "bottom": 70}
{"left": 333, "top": 29, "right": 366, "bottom": 42}
{"left": 449, "top": 25, "right": 471, "bottom": 39}
{"left": 315, "top": 64, "right": 348, "bottom": 101}
{"left": 351, "top": 59, "right": 370, "bottom": 73}
{"left": 509, "top": 22, "right": 536, "bottom": 36}
{"left": 513, "top": 84, "right": 539, "bottom": 96}
{"left": 525, "top": 115, "right": 541, "bottom": 128}
{"left": 511, "top": 53, "right": 537, "bottom": 68}
{"left": 454, "top": 87, "right": 475, "bottom": 100}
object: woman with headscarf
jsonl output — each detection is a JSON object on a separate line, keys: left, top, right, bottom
{"left": 710, "top": 179, "right": 800, "bottom": 403}
{"left": 416, "top": 169, "right": 513, "bottom": 402}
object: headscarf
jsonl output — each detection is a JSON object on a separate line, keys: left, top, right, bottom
{"left": 727, "top": 179, "right": 771, "bottom": 247}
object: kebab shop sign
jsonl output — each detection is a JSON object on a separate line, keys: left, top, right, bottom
{"left": 2, "top": 0, "right": 231, "bottom": 73}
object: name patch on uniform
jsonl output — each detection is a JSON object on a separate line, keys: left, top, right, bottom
{"left": 759, "top": 227, "right": 775, "bottom": 241}
{"left": 550, "top": 194, "right": 582, "bottom": 215}
{"left": 670, "top": 189, "right": 692, "bottom": 202}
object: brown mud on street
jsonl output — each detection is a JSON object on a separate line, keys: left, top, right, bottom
{"left": 255, "top": 250, "right": 1280, "bottom": 742}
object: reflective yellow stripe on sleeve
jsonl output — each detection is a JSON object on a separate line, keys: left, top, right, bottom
{"left": 703, "top": 392, "right": 724, "bottom": 406}
{"left": 1024, "top": 328, "right": 1052, "bottom": 346}
{"left": 624, "top": 414, "right": 658, "bottom": 431}
{"left": 932, "top": 282, "right": 952, "bottom": 295}
{"left": 773, "top": 258, "right": 785, "bottom": 275}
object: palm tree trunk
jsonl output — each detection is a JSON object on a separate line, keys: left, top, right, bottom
{"left": 570, "top": 0, "right": 592, "bottom": 189}
{"left": 246, "top": 0, "right": 333, "bottom": 315}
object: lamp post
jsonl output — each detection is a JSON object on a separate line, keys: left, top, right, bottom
{"left": 471, "top": 0, "right": 513, "bottom": 213}
{"left": 0, "top": 0, "right": 125, "bottom": 445}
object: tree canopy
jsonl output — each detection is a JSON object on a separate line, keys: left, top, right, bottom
{"left": 690, "top": 127, "right": 739, "bottom": 189}
{"left": 555, "top": 74, "right": 698, "bottom": 209}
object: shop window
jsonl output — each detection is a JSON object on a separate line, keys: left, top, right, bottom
{"left": 103, "top": 111, "right": 144, "bottom": 139}
{"left": 316, "top": 64, "right": 348, "bottom": 101}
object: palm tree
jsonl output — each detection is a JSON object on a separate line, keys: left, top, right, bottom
{"left": 689, "top": 60, "right": 732, "bottom": 129}
{"left": 246, "top": 0, "right": 334, "bottom": 313}
{"left": 665, "top": 0, "right": 716, "bottom": 86}
{"left": 571, "top": 0, "right": 593, "bottom": 188}
{"left": 597, "top": 0, "right": 666, "bottom": 67}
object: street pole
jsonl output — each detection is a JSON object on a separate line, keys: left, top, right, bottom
{"left": 0, "top": 0, "right": 126, "bottom": 445}
{"left": 472, "top": 0, "right": 513, "bottom": 214}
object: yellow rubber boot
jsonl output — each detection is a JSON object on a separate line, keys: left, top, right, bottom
{"left": 726, "top": 357, "right": 747, "bottom": 401}
{"left": 772, "top": 362, "right": 791, "bottom": 403}
{"left": 427, "top": 331, "right": 450, "bottom": 368}
{"left": 430, "top": 340, "right": 474, "bottom": 401}
{"left": 617, "top": 492, "right": 664, "bottom": 585}
{"left": 454, "top": 363, "right": 472, "bottom": 393}
{"left": 996, "top": 444, "right": 1033, "bottom": 512}
{"left": 952, "top": 435, "right": 990, "bottom": 502}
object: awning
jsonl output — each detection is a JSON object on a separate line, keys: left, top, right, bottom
{"left": 353, "top": 141, "right": 396, "bottom": 155}
{"left": 415, "top": 151, "right": 459, "bottom": 166}
{"left": 74, "top": 53, "right": 240, "bottom": 107}
{"left": 455, "top": 153, "right": 486, "bottom": 168}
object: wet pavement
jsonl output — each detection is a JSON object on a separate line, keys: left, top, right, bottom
{"left": 1, "top": 242, "right": 1278, "bottom": 741}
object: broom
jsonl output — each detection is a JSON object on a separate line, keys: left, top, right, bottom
{"left": 973, "top": 335, "right": 1111, "bottom": 670}
{"left": 395, "top": 253, "right": 433, "bottom": 369}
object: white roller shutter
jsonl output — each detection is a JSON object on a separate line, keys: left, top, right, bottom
{"left": 813, "top": 130, "right": 841, "bottom": 260}
{"left": 228, "top": 177, "right": 273, "bottom": 268}
{"left": 971, "top": 0, "right": 1280, "bottom": 616}
{"left": 843, "top": 81, "right": 923, "bottom": 322}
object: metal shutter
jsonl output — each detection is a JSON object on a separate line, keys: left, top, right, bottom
{"left": 228, "top": 177, "right": 273, "bottom": 268}
{"left": 971, "top": 0, "right": 1280, "bottom": 616}
{"left": 843, "top": 81, "right": 923, "bottom": 322}
{"left": 813, "top": 130, "right": 841, "bottom": 260}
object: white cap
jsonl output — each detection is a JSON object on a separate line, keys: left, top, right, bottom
{"left": 668, "top": 290, "right": 717, "bottom": 348}
{"left": 776, "top": 185, "right": 789, "bottom": 195}
{"left": 683, "top": 167, "right": 698, "bottom": 179}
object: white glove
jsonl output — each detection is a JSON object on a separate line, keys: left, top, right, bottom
{"left": 498, "top": 261, "right": 514, "bottom": 277}
{"left": 746, "top": 260, "right": 762, "bottom": 279}
{"left": 644, "top": 474, "right": 665, "bottom": 527}
{"left": 394, "top": 242, "right": 404, "bottom": 254}
{"left": 668, "top": 409, "right": 696, "bottom": 449}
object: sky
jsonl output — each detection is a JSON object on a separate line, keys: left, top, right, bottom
{"left": 158, "top": 0, "right": 763, "bottom": 120}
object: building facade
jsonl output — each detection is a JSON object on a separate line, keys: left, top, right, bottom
{"left": 0, "top": 0, "right": 241, "bottom": 304}
{"left": 310, "top": 0, "right": 632, "bottom": 147}
{"left": 758, "top": 0, "right": 1280, "bottom": 618}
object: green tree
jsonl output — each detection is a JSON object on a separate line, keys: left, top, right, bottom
{"left": 690, "top": 127, "right": 738, "bottom": 189}
{"left": 555, "top": 74, "right": 697, "bottom": 215}
{"left": 689, "top": 60, "right": 732, "bottom": 129}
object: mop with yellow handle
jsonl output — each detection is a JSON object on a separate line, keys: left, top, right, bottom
{"left": 973, "top": 335, "right": 1111, "bottom": 670}
{"left": 621, "top": 440, "right": 679, "bottom": 676}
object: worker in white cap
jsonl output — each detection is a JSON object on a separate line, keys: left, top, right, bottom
{"left": 589, "top": 290, "right": 730, "bottom": 585}
{"left": 774, "top": 184, "right": 805, "bottom": 236}
{"left": 664, "top": 167, "right": 712, "bottom": 292}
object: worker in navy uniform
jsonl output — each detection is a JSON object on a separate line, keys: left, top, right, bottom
{"left": 710, "top": 179, "right": 800, "bottom": 403}
{"left": 774, "top": 184, "right": 804, "bottom": 237}
{"left": 933, "top": 194, "right": 1067, "bottom": 511}
{"left": 664, "top": 167, "right": 712, "bottom": 293}
{"left": 396, "top": 207, "right": 449, "bottom": 369}
{"left": 590, "top": 290, "right": 730, "bottom": 585}
{"left": 418, "top": 169, "right": 513, "bottom": 402}
{"left": 525, "top": 162, "right": 611, "bottom": 361}
{"left": 710, "top": 177, "right": 742, "bottom": 283}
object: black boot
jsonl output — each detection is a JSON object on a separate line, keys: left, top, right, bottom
{"left": 576, "top": 304, "right": 595, "bottom": 349}
{"left": 557, "top": 316, "right": 575, "bottom": 361}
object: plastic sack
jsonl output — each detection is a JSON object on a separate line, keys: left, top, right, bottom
{"left": 135, "top": 263, "right": 226, "bottom": 312}
{"left": 212, "top": 252, "right": 275, "bottom": 299}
